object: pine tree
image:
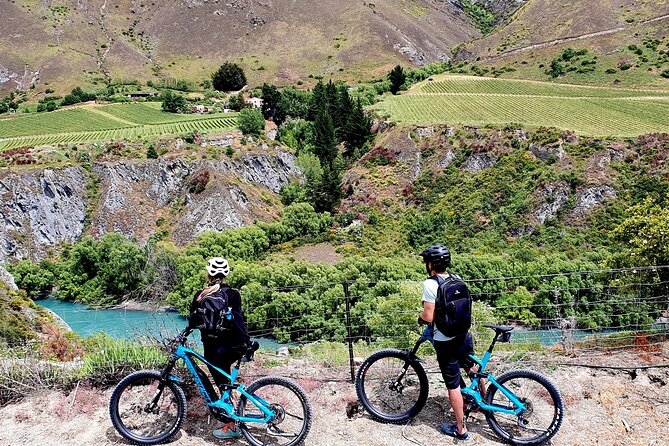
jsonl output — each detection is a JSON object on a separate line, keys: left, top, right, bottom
{"left": 313, "top": 108, "right": 337, "bottom": 168}
{"left": 261, "top": 83, "right": 281, "bottom": 120}
{"left": 334, "top": 84, "right": 353, "bottom": 139}
{"left": 342, "top": 98, "right": 373, "bottom": 158}
{"left": 388, "top": 65, "right": 406, "bottom": 95}
{"left": 311, "top": 107, "right": 342, "bottom": 212}
{"left": 308, "top": 80, "right": 328, "bottom": 120}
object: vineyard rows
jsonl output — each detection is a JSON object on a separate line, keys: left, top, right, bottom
{"left": 416, "top": 76, "right": 669, "bottom": 98}
{"left": 378, "top": 75, "right": 669, "bottom": 137}
{"left": 0, "top": 117, "right": 238, "bottom": 151}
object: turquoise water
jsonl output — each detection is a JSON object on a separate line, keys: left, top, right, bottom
{"left": 36, "top": 299, "right": 286, "bottom": 351}
{"left": 37, "top": 299, "right": 185, "bottom": 338}
{"left": 512, "top": 328, "right": 620, "bottom": 346}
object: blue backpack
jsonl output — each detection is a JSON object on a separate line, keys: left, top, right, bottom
{"left": 431, "top": 273, "right": 472, "bottom": 337}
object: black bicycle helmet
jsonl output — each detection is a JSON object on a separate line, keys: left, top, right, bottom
{"left": 420, "top": 244, "right": 451, "bottom": 273}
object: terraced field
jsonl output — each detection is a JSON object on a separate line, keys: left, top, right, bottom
{"left": 376, "top": 75, "right": 669, "bottom": 137}
{"left": 0, "top": 103, "right": 238, "bottom": 150}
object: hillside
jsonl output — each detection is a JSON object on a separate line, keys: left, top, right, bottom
{"left": 0, "top": 0, "right": 479, "bottom": 95}
{"left": 340, "top": 123, "right": 669, "bottom": 258}
{"left": 461, "top": 0, "right": 669, "bottom": 88}
{"left": 0, "top": 141, "right": 298, "bottom": 263}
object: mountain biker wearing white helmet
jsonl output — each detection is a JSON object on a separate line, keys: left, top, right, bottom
{"left": 189, "top": 257, "right": 252, "bottom": 440}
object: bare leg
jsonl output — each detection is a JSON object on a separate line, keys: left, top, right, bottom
{"left": 448, "top": 388, "right": 467, "bottom": 435}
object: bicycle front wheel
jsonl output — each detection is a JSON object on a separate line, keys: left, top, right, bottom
{"left": 109, "top": 370, "right": 187, "bottom": 445}
{"left": 485, "top": 369, "right": 564, "bottom": 446}
{"left": 355, "top": 349, "right": 429, "bottom": 424}
{"left": 236, "top": 376, "right": 312, "bottom": 446}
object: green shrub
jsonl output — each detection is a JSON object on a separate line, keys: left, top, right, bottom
{"left": 238, "top": 108, "right": 265, "bottom": 135}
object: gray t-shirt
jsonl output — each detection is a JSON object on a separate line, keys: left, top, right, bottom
{"left": 422, "top": 274, "right": 455, "bottom": 342}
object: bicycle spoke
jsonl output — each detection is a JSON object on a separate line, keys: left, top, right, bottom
{"left": 110, "top": 371, "right": 186, "bottom": 445}
{"left": 363, "top": 357, "right": 422, "bottom": 415}
{"left": 486, "top": 371, "right": 563, "bottom": 445}
{"left": 237, "top": 377, "right": 311, "bottom": 446}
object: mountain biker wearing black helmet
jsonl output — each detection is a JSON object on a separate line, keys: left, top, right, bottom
{"left": 418, "top": 244, "right": 474, "bottom": 441}
{"left": 189, "top": 257, "right": 256, "bottom": 440}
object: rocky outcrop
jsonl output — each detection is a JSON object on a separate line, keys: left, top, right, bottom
{"left": 0, "top": 266, "right": 17, "bottom": 290}
{"left": 0, "top": 150, "right": 299, "bottom": 262}
{"left": 0, "top": 167, "right": 89, "bottom": 262}
{"left": 463, "top": 153, "right": 498, "bottom": 173}
{"left": 533, "top": 181, "right": 570, "bottom": 224}
{"left": 529, "top": 142, "right": 567, "bottom": 162}
{"left": 572, "top": 185, "right": 617, "bottom": 217}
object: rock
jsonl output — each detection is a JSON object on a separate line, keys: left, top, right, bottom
{"left": 277, "top": 347, "right": 290, "bottom": 356}
{"left": 572, "top": 185, "right": 617, "bottom": 217}
{"left": 414, "top": 127, "right": 434, "bottom": 139}
{"left": 437, "top": 150, "right": 457, "bottom": 168}
{"left": 0, "top": 266, "right": 18, "bottom": 291}
{"left": 208, "top": 135, "right": 234, "bottom": 147}
{"left": 462, "top": 153, "right": 498, "bottom": 173}
{"left": 0, "top": 150, "right": 299, "bottom": 263}
{"left": 533, "top": 181, "right": 570, "bottom": 224}
{"left": 0, "top": 166, "right": 88, "bottom": 262}
{"left": 529, "top": 143, "right": 566, "bottom": 162}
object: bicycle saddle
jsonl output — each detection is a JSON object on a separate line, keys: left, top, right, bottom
{"left": 484, "top": 324, "right": 514, "bottom": 333}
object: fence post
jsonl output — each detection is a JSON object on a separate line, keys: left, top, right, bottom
{"left": 343, "top": 280, "right": 356, "bottom": 383}
{"left": 555, "top": 286, "right": 574, "bottom": 354}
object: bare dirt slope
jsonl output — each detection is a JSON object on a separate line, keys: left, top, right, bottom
{"left": 0, "top": 0, "right": 478, "bottom": 95}
{"left": 0, "top": 344, "right": 667, "bottom": 446}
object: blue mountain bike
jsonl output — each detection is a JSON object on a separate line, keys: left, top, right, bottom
{"left": 355, "top": 324, "right": 564, "bottom": 445}
{"left": 109, "top": 328, "right": 312, "bottom": 446}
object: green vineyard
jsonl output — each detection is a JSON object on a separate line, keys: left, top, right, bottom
{"left": 0, "top": 103, "right": 238, "bottom": 150}
{"left": 377, "top": 75, "right": 669, "bottom": 137}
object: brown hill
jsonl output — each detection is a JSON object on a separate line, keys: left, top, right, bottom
{"left": 0, "top": 0, "right": 479, "bottom": 95}
{"left": 460, "top": 0, "right": 669, "bottom": 87}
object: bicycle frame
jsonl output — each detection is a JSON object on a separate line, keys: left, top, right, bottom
{"left": 416, "top": 325, "right": 527, "bottom": 416}
{"left": 168, "top": 344, "right": 275, "bottom": 424}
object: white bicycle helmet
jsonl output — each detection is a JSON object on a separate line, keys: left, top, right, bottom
{"left": 206, "top": 257, "right": 230, "bottom": 278}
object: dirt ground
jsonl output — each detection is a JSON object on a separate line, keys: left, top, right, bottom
{"left": 1, "top": 345, "right": 667, "bottom": 446}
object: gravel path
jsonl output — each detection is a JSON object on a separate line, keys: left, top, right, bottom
{"left": 1, "top": 346, "right": 667, "bottom": 446}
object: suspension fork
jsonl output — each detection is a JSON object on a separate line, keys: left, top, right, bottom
{"left": 392, "top": 338, "right": 427, "bottom": 388}
{"left": 146, "top": 355, "right": 178, "bottom": 413}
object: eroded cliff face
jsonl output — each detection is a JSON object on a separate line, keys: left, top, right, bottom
{"left": 0, "top": 150, "right": 298, "bottom": 263}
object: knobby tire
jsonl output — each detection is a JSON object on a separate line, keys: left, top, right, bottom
{"left": 355, "top": 349, "right": 429, "bottom": 424}
{"left": 109, "top": 370, "right": 187, "bottom": 445}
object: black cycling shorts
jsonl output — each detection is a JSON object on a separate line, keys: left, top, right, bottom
{"left": 203, "top": 342, "right": 244, "bottom": 388}
{"left": 434, "top": 332, "right": 475, "bottom": 390}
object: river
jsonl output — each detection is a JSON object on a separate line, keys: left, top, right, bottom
{"left": 35, "top": 299, "right": 286, "bottom": 351}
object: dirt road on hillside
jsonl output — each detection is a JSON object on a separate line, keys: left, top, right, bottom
{"left": 1, "top": 346, "right": 667, "bottom": 446}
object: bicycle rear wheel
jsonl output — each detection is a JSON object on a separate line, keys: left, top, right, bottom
{"left": 236, "top": 376, "right": 312, "bottom": 446}
{"left": 485, "top": 369, "right": 564, "bottom": 446}
{"left": 355, "top": 349, "right": 429, "bottom": 424}
{"left": 109, "top": 370, "right": 187, "bottom": 445}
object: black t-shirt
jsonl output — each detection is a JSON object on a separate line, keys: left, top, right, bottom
{"left": 189, "top": 285, "right": 250, "bottom": 348}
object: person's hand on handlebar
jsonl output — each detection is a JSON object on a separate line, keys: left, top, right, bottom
{"left": 417, "top": 317, "right": 429, "bottom": 326}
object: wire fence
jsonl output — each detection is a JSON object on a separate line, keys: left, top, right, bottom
{"left": 239, "top": 266, "right": 669, "bottom": 381}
